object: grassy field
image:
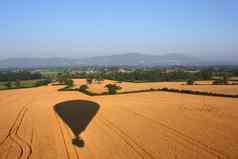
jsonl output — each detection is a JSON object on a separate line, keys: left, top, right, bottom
{"left": 0, "top": 84, "right": 238, "bottom": 159}
{"left": 0, "top": 80, "right": 41, "bottom": 90}
{"left": 33, "top": 68, "right": 64, "bottom": 79}
{"left": 73, "top": 79, "right": 238, "bottom": 95}
{"left": 0, "top": 82, "right": 6, "bottom": 89}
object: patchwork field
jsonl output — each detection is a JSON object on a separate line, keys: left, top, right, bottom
{"left": 73, "top": 79, "right": 238, "bottom": 95}
{"left": 0, "top": 85, "right": 238, "bottom": 159}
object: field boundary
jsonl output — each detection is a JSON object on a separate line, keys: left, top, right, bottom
{"left": 58, "top": 86, "right": 238, "bottom": 98}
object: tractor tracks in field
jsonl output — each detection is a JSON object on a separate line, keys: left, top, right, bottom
{"left": 54, "top": 106, "right": 156, "bottom": 159}
{"left": 53, "top": 93, "right": 80, "bottom": 159}
{"left": 0, "top": 93, "right": 25, "bottom": 108}
{"left": 54, "top": 110, "right": 80, "bottom": 159}
{"left": 112, "top": 105, "right": 232, "bottom": 159}
{"left": 0, "top": 106, "right": 33, "bottom": 159}
{"left": 54, "top": 112, "right": 71, "bottom": 159}
{"left": 98, "top": 115, "right": 157, "bottom": 159}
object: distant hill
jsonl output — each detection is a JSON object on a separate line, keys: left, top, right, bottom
{"left": 78, "top": 53, "right": 202, "bottom": 66}
{"left": 0, "top": 58, "right": 78, "bottom": 68}
{"left": 0, "top": 53, "right": 235, "bottom": 68}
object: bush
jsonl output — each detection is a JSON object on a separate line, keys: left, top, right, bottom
{"left": 212, "top": 79, "right": 227, "bottom": 85}
{"left": 5, "top": 82, "right": 12, "bottom": 89}
{"left": 186, "top": 80, "right": 194, "bottom": 85}
{"left": 95, "top": 76, "right": 104, "bottom": 83}
{"left": 79, "top": 84, "right": 89, "bottom": 92}
{"left": 161, "top": 87, "right": 168, "bottom": 91}
{"left": 65, "top": 79, "right": 74, "bottom": 87}
{"left": 15, "top": 80, "right": 21, "bottom": 88}
{"left": 56, "top": 73, "right": 70, "bottom": 84}
{"left": 35, "top": 79, "right": 50, "bottom": 86}
{"left": 86, "top": 78, "right": 93, "bottom": 85}
{"left": 105, "top": 84, "right": 122, "bottom": 94}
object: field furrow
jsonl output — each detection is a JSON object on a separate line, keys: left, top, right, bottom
{"left": 0, "top": 85, "right": 238, "bottom": 159}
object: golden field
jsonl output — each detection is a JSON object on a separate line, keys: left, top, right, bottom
{"left": 0, "top": 84, "right": 238, "bottom": 159}
{"left": 73, "top": 79, "right": 238, "bottom": 95}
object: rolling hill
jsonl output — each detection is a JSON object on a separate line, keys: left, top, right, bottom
{"left": 0, "top": 53, "right": 232, "bottom": 68}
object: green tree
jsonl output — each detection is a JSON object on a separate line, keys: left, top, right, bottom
{"left": 56, "top": 73, "right": 69, "bottom": 84}
{"left": 223, "top": 74, "right": 229, "bottom": 84}
{"left": 186, "top": 80, "right": 194, "bottom": 85}
{"left": 105, "top": 84, "right": 121, "bottom": 94}
{"left": 212, "top": 79, "right": 224, "bottom": 85}
{"left": 15, "top": 80, "right": 21, "bottom": 88}
{"left": 95, "top": 74, "right": 104, "bottom": 83}
{"left": 79, "top": 84, "right": 89, "bottom": 92}
{"left": 35, "top": 79, "right": 50, "bottom": 87}
{"left": 200, "top": 70, "right": 212, "bottom": 80}
{"left": 5, "top": 82, "right": 11, "bottom": 89}
{"left": 65, "top": 79, "right": 74, "bottom": 87}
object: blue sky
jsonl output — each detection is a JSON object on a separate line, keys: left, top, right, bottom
{"left": 0, "top": 0, "right": 237, "bottom": 59}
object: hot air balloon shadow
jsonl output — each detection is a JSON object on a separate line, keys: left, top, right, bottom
{"left": 54, "top": 100, "right": 99, "bottom": 147}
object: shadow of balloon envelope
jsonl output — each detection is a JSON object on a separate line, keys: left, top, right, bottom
{"left": 54, "top": 100, "right": 100, "bottom": 147}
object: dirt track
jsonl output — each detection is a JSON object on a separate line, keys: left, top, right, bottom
{"left": 0, "top": 85, "right": 238, "bottom": 159}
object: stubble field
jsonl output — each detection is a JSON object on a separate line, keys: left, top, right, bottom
{"left": 0, "top": 84, "right": 238, "bottom": 159}
{"left": 74, "top": 79, "right": 238, "bottom": 95}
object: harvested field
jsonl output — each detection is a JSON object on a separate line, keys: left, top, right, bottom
{"left": 0, "top": 85, "right": 238, "bottom": 159}
{"left": 73, "top": 79, "right": 238, "bottom": 95}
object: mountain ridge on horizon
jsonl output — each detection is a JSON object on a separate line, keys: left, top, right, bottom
{"left": 0, "top": 52, "right": 191, "bottom": 60}
{"left": 0, "top": 53, "right": 237, "bottom": 68}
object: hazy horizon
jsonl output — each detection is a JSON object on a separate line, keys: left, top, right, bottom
{"left": 1, "top": 52, "right": 238, "bottom": 64}
{"left": 0, "top": 0, "right": 237, "bottom": 60}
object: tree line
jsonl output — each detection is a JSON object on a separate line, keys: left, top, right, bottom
{"left": 0, "top": 71, "right": 43, "bottom": 81}
{"left": 72, "top": 69, "right": 212, "bottom": 82}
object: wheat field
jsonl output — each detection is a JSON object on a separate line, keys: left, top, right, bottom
{"left": 73, "top": 79, "right": 238, "bottom": 95}
{"left": 0, "top": 84, "right": 238, "bottom": 159}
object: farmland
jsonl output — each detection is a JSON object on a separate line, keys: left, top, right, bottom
{"left": 0, "top": 80, "right": 50, "bottom": 90}
{"left": 0, "top": 80, "right": 39, "bottom": 90}
{"left": 1, "top": 0, "right": 238, "bottom": 158}
{"left": 73, "top": 79, "right": 238, "bottom": 95}
{"left": 0, "top": 84, "right": 238, "bottom": 159}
